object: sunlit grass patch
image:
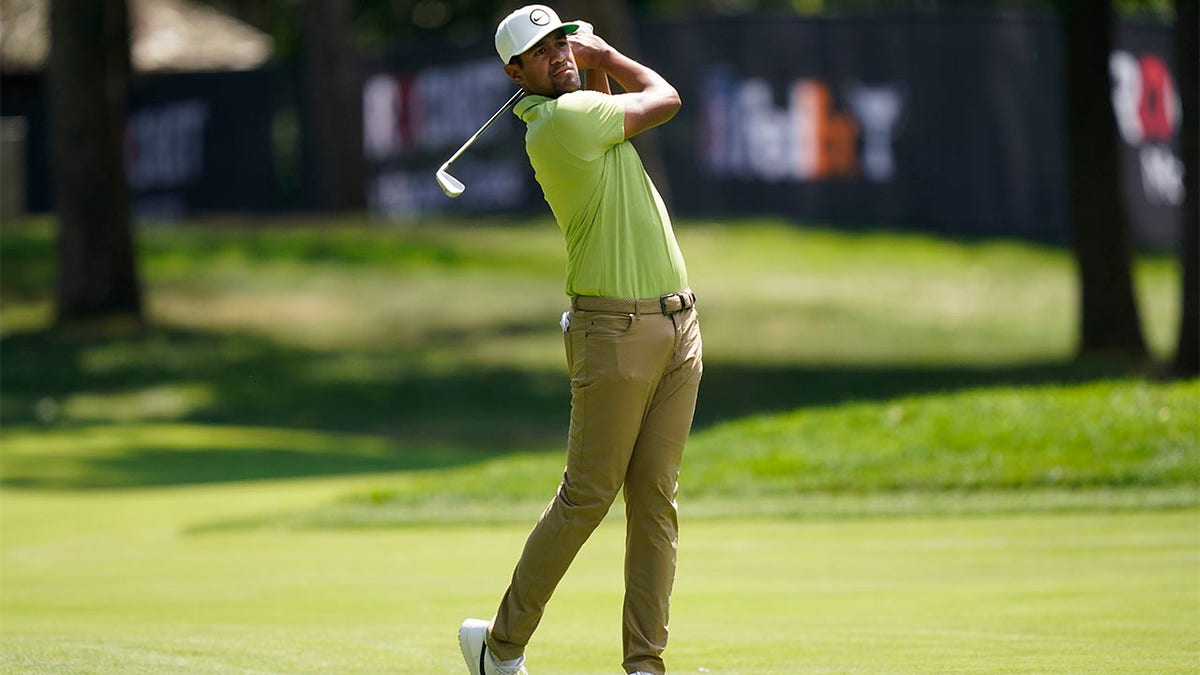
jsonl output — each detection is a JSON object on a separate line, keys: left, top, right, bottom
{"left": 2, "top": 216, "right": 1181, "bottom": 360}
{"left": 57, "top": 384, "right": 216, "bottom": 422}
{"left": 684, "top": 220, "right": 1180, "bottom": 364}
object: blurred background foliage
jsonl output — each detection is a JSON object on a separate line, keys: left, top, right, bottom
{"left": 200, "top": 0, "right": 1176, "bottom": 61}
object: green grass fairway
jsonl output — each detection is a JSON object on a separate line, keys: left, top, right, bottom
{"left": 1, "top": 217, "right": 1197, "bottom": 672}
{"left": 1, "top": 483, "right": 1196, "bottom": 673}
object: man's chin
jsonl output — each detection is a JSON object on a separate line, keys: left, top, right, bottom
{"left": 553, "top": 74, "right": 582, "bottom": 96}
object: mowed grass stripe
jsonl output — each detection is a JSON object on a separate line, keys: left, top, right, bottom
{"left": 1, "top": 508, "right": 1196, "bottom": 673}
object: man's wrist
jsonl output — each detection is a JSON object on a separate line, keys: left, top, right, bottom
{"left": 596, "top": 46, "right": 613, "bottom": 73}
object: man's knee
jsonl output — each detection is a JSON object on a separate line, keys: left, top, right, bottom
{"left": 557, "top": 476, "right": 619, "bottom": 523}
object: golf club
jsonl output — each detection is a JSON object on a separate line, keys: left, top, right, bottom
{"left": 435, "top": 88, "right": 526, "bottom": 199}
{"left": 436, "top": 20, "right": 594, "bottom": 199}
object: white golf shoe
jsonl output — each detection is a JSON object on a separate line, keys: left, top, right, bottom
{"left": 458, "top": 618, "right": 528, "bottom": 675}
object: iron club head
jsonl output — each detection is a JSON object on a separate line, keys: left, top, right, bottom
{"left": 436, "top": 166, "right": 465, "bottom": 198}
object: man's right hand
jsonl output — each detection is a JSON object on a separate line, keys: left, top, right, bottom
{"left": 568, "top": 31, "right": 614, "bottom": 73}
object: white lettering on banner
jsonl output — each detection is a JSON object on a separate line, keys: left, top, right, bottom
{"left": 846, "top": 85, "right": 904, "bottom": 182}
{"left": 362, "top": 59, "right": 515, "bottom": 161}
{"left": 1109, "top": 49, "right": 1184, "bottom": 206}
{"left": 125, "top": 100, "right": 208, "bottom": 190}
{"left": 363, "top": 74, "right": 403, "bottom": 160}
{"left": 736, "top": 78, "right": 791, "bottom": 181}
{"left": 369, "top": 159, "right": 526, "bottom": 216}
{"left": 702, "top": 70, "right": 902, "bottom": 183}
{"left": 1140, "top": 145, "right": 1184, "bottom": 205}
{"left": 1110, "top": 52, "right": 1146, "bottom": 145}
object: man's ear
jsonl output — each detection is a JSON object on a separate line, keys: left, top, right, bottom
{"left": 504, "top": 63, "right": 524, "bottom": 87}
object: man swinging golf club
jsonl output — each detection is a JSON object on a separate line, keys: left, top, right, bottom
{"left": 457, "top": 5, "right": 703, "bottom": 675}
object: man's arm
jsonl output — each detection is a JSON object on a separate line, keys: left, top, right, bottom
{"left": 570, "top": 33, "right": 680, "bottom": 139}
{"left": 584, "top": 69, "right": 612, "bottom": 95}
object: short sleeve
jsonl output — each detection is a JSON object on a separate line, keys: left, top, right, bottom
{"left": 550, "top": 90, "right": 625, "bottom": 161}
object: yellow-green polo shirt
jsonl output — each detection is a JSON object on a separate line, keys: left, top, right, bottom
{"left": 514, "top": 91, "right": 688, "bottom": 299}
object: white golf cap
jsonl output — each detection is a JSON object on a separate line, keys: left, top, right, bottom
{"left": 495, "top": 5, "right": 581, "bottom": 64}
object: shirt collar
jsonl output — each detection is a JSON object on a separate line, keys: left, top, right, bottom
{"left": 514, "top": 94, "right": 551, "bottom": 122}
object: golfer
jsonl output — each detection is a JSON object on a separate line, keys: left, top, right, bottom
{"left": 458, "top": 5, "right": 702, "bottom": 675}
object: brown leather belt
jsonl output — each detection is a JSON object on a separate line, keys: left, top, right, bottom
{"left": 571, "top": 290, "right": 696, "bottom": 315}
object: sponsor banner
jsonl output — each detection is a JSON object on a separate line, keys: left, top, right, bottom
{"left": 371, "top": 13, "right": 1179, "bottom": 248}
{"left": 0, "top": 11, "right": 1182, "bottom": 249}
{"left": 0, "top": 69, "right": 285, "bottom": 216}
{"left": 1111, "top": 22, "right": 1185, "bottom": 248}
{"left": 125, "top": 99, "right": 210, "bottom": 217}
{"left": 126, "top": 70, "right": 282, "bottom": 217}
{"left": 645, "top": 13, "right": 1179, "bottom": 247}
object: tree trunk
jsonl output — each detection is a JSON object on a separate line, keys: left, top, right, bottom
{"left": 48, "top": 0, "right": 142, "bottom": 324}
{"left": 304, "top": 0, "right": 365, "bottom": 211}
{"left": 560, "top": 0, "right": 674, "bottom": 209}
{"left": 1064, "top": 1, "right": 1147, "bottom": 359}
{"left": 1172, "top": 0, "right": 1198, "bottom": 377}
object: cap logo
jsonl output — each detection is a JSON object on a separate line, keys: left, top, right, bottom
{"left": 529, "top": 8, "right": 550, "bottom": 26}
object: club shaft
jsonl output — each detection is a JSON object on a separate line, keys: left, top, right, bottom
{"left": 441, "top": 88, "right": 525, "bottom": 169}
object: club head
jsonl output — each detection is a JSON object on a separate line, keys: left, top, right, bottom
{"left": 436, "top": 166, "right": 465, "bottom": 198}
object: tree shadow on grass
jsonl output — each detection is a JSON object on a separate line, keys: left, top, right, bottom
{"left": 0, "top": 325, "right": 572, "bottom": 489}
{"left": 0, "top": 325, "right": 1149, "bottom": 490}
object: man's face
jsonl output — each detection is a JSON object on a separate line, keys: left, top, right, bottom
{"left": 505, "top": 30, "right": 581, "bottom": 97}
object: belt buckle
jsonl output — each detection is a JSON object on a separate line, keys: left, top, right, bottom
{"left": 658, "top": 294, "right": 675, "bottom": 315}
{"left": 659, "top": 292, "right": 688, "bottom": 315}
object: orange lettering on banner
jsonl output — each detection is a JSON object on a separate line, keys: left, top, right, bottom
{"left": 821, "top": 113, "right": 859, "bottom": 178}
{"left": 800, "top": 81, "right": 860, "bottom": 180}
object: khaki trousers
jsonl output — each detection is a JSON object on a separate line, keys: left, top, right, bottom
{"left": 488, "top": 295, "right": 703, "bottom": 675}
